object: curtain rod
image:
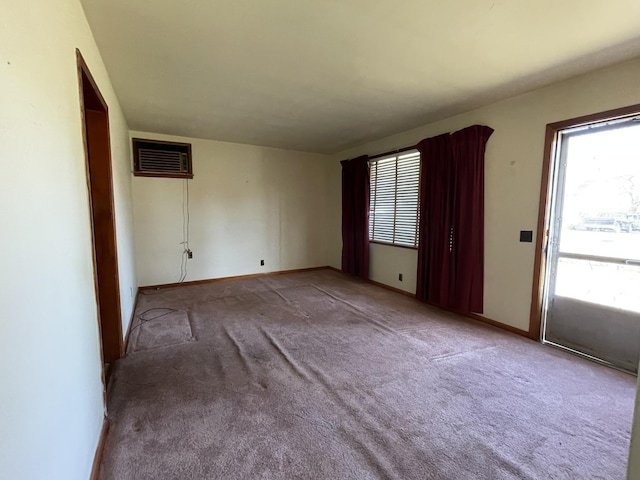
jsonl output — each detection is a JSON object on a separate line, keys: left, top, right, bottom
{"left": 368, "top": 144, "right": 417, "bottom": 161}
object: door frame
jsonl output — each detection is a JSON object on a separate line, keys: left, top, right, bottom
{"left": 76, "top": 49, "right": 124, "bottom": 364}
{"left": 529, "top": 102, "right": 640, "bottom": 340}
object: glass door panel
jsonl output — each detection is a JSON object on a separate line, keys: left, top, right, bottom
{"left": 543, "top": 119, "right": 640, "bottom": 372}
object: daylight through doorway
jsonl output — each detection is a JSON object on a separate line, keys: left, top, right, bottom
{"left": 542, "top": 115, "right": 640, "bottom": 372}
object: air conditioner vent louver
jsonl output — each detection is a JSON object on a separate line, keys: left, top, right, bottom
{"left": 133, "top": 138, "right": 193, "bottom": 179}
{"left": 139, "top": 149, "right": 188, "bottom": 173}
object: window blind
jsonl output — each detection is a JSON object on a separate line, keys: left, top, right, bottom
{"left": 369, "top": 151, "right": 420, "bottom": 247}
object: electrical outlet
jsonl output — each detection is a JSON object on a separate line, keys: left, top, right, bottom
{"left": 260, "top": 259, "right": 265, "bottom": 266}
{"left": 519, "top": 230, "right": 533, "bottom": 243}
{"left": 398, "top": 273, "right": 403, "bottom": 281}
{"left": 187, "top": 250, "right": 193, "bottom": 259}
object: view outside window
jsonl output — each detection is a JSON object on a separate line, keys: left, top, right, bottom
{"left": 555, "top": 123, "right": 640, "bottom": 313}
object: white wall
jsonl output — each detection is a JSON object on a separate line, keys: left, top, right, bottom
{"left": 330, "top": 57, "right": 640, "bottom": 332}
{"left": 112, "top": 121, "right": 138, "bottom": 336}
{"left": 369, "top": 243, "right": 418, "bottom": 294}
{"left": 0, "top": 1, "right": 137, "bottom": 479}
{"left": 131, "top": 132, "right": 333, "bottom": 286}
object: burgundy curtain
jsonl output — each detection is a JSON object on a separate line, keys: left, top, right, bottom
{"left": 416, "top": 134, "right": 453, "bottom": 306}
{"left": 450, "top": 125, "right": 494, "bottom": 313}
{"left": 416, "top": 125, "right": 493, "bottom": 314}
{"left": 341, "top": 155, "right": 370, "bottom": 279}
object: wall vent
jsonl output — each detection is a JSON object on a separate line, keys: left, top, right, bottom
{"left": 132, "top": 138, "right": 193, "bottom": 179}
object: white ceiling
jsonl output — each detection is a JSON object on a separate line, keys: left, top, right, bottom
{"left": 81, "top": 0, "right": 640, "bottom": 153}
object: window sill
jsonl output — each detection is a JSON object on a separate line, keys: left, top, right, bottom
{"left": 133, "top": 171, "right": 194, "bottom": 179}
{"left": 369, "top": 240, "right": 418, "bottom": 251}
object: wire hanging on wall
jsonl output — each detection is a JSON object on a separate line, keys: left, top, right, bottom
{"left": 179, "top": 178, "right": 191, "bottom": 283}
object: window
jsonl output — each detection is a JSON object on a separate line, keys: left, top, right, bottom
{"left": 369, "top": 151, "right": 420, "bottom": 247}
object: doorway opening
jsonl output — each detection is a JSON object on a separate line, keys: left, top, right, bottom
{"left": 531, "top": 104, "right": 640, "bottom": 373}
{"left": 77, "top": 50, "right": 123, "bottom": 372}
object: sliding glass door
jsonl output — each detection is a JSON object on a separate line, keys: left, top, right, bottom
{"left": 542, "top": 117, "right": 640, "bottom": 372}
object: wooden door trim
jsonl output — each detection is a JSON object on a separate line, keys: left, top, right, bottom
{"left": 77, "top": 50, "right": 108, "bottom": 112}
{"left": 76, "top": 49, "right": 124, "bottom": 363}
{"left": 529, "top": 103, "right": 640, "bottom": 340}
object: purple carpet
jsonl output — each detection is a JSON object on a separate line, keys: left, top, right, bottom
{"left": 100, "top": 269, "right": 635, "bottom": 479}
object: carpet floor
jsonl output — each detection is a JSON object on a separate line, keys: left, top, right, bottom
{"left": 100, "top": 269, "right": 636, "bottom": 479}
